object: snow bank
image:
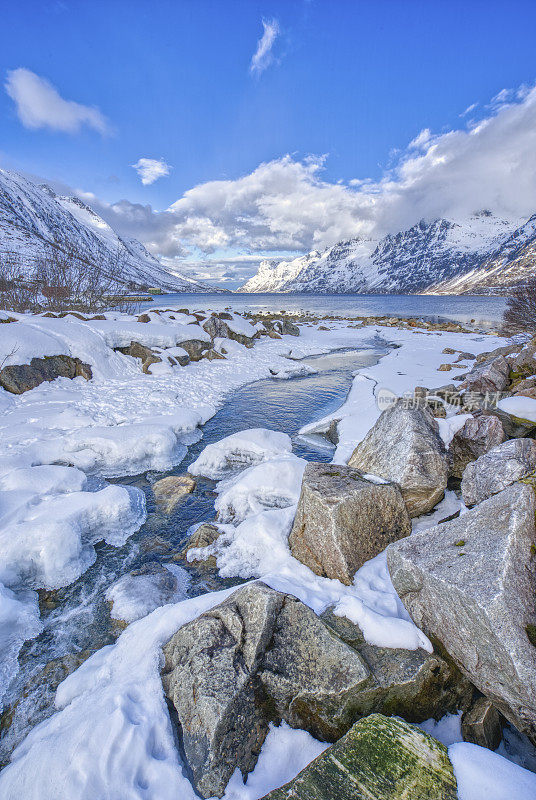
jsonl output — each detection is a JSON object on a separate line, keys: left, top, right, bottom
{"left": 214, "top": 455, "right": 307, "bottom": 523}
{"left": 0, "top": 585, "right": 42, "bottom": 712}
{"left": 498, "top": 395, "right": 536, "bottom": 423}
{"left": 449, "top": 741, "right": 536, "bottom": 800}
{"left": 0, "top": 482, "right": 146, "bottom": 589}
{"left": 189, "top": 428, "right": 292, "bottom": 479}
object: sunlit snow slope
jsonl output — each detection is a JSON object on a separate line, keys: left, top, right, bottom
{"left": 0, "top": 169, "right": 212, "bottom": 293}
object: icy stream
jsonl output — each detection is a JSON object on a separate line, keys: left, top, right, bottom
{"left": 0, "top": 340, "right": 389, "bottom": 765}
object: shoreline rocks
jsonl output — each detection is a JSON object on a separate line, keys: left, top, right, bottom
{"left": 0, "top": 354, "right": 92, "bottom": 394}
{"left": 288, "top": 463, "right": 411, "bottom": 584}
{"left": 348, "top": 400, "right": 448, "bottom": 517}
{"left": 161, "top": 583, "right": 473, "bottom": 797}
{"left": 386, "top": 484, "right": 536, "bottom": 743}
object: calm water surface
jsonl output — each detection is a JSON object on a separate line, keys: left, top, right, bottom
{"left": 142, "top": 292, "right": 507, "bottom": 329}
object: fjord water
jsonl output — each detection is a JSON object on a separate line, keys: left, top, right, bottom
{"left": 0, "top": 340, "right": 389, "bottom": 766}
{"left": 143, "top": 292, "right": 507, "bottom": 328}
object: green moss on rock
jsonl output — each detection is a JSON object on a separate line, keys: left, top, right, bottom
{"left": 261, "top": 714, "right": 457, "bottom": 800}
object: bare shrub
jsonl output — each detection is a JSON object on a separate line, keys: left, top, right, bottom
{"left": 0, "top": 245, "right": 140, "bottom": 314}
{"left": 0, "top": 253, "right": 40, "bottom": 312}
{"left": 501, "top": 278, "right": 536, "bottom": 339}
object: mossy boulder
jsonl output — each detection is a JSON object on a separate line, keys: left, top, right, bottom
{"left": 261, "top": 714, "right": 457, "bottom": 800}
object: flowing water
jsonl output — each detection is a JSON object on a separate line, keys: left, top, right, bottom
{"left": 0, "top": 338, "right": 390, "bottom": 765}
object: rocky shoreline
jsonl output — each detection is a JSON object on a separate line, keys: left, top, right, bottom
{"left": 172, "top": 330, "right": 536, "bottom": 798}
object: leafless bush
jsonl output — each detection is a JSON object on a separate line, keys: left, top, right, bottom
{"left": 501, "top": 278, "right": 536, "bottom": 339}
{"left": 0, "top": 245, "right": 140, "bottom": 314}
{"left": 0, "top": 253, "right": 40, "bottom": 311}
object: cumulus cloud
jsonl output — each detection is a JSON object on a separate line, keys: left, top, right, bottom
{"left": 250, "top": 18, "right": 280, "bottom": 75}
{"left": 73, "top": 82, "right": 536, "bottom": 286}
{"left": 131, "top": 157, "right": 172, "bottom": 185}
{"left": 5, "top": 68, "right": 110, "bottom": 134}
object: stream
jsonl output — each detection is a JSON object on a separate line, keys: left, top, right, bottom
{"left": 0, "top": 338, "right": 390, "bottom": 765}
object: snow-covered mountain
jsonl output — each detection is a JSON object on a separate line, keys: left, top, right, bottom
{"left": 0, "top": 169, "right": 213, "bottom": 293}
{"left": 241, "top": 211, "right": 536, "bottom": 295}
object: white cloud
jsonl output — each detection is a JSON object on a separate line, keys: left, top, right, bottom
{"left": 75, "top": 82, "right": 536, "bottom": 286}
{"left": 5, "top": 68, "right": 110, "bottom": 135}
{"left": 131, "top": 157, "right": 172, "bottom": 186}
{"left": 250, "top": 18, "right": 280, "bottom": 75}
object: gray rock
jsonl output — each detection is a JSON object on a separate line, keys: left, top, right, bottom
{"left": 152, "top": 475, "right": 196, "bottom": 513}
{"left": 0, "top": 354, "right": 92, "bottom": 394}
{"left": 178, "top": 522, "right": 221, "bottom": 568}
{"left": 202, "top": 348, "right": 226, "bottom": 361}
{"left": 261, "top": 714, "right": 458, "bottom": 800}
{"left": 462, "top": 696, "right": 503, "bottom": 750}
{"left": 386, "top": 484, "right": 536, "bottom": 742}
{"left": 162, "top": 582, "right": 470, "bottom": 797}
{"left": 348, "top": 400, "right": 448, "bottom": 517}
{"left": 460, "top": 355, "right": 510, "bottom": 393}
{"left": 485, "top": 407, "right": 536, "bottom": 438}
{"left": 202, "top": 314, "right": 257, "bottom": 345}
{"left": 176, "top": 339, "right": 210, "bottom": 361}
{"left": 320, "top": 608, "right": 473, "bottom": 725}
{"left": 508, "top": 343, "right": 536, "bottom": 376}
{"left": 475, "top": 344, "right": 520, "bottom": 364}
{"left": 448, "top": 414, "right": 506, "bottom": 478}
{"left": 461, "top": 438, "right": 536, "bottom": 506}
{"left": 162, "top": 583, "right": 281, "bottom": 798}
{"left": 289, "top": 463, "right": 411, "bottom": 584}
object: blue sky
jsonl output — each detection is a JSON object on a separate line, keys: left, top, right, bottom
{"left": 2, "top": 0, "right": 536, "bottom": 286}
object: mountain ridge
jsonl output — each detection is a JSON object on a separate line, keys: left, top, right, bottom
{"left": 240, "top": 211, "right": 536, "bottom": 295}
{"left": 0, "top": 169, "right": 215, "bottom": 293}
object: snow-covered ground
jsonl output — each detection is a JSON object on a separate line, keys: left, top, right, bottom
{"left": 1, "top": 307, "right": 533, "bottom": 798}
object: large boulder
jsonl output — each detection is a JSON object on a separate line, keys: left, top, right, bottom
{"left": 0, "top": 354, "right": 92, "bottom": 394}
{"left": 261, "top": 714, "right": 458, "bottom": 800}
{"left": 161, "top": 583, "right": 281, "bottom": 798}
{"left": 319, "top": 608, "right": 472, "bottom": 724}
{"left": 448, "top": 414, "right": 506, "bottom": 478}
{"left": 202, "top": 314, "right": 257, "bottom": 346}
{"left": 461, "top": 438, "right": 536, "bottom": 506}
{"left": 348, "top": 400, "right": 448, "bottom": 517}
{"left": 386, "top": 484, "right": 536, "bottom": 742}
{"left": 288, "top": 463, "right": 411, "bottom": 584}
{"left": 176, "top": 339, "right": 210, "bottom": 361}
{"left": 459, "top": 355, "right": 510, "bottom": 393}
{"left": 161, "top": 583, "right": 469, "bottom": 797}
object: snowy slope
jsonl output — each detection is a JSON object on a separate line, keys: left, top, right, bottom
{"left": 241, "top": 211, "right": 532, "bottom": 295}
{"left": 0, "top": 169, "right": 213, "bottom": 293}
{"left": 427, "top": 214, "right": 536, "bottom": 294}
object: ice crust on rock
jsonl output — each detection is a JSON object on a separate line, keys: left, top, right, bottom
{"left": 189, "top": 428, "right": 293, "bottom": 480}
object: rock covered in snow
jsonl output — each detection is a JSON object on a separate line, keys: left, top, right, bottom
{"left": 214, "top": 455, "right": 306, "bottom": 523}
{"left": 106, "top": 562, "right": 191, "bottom": 623}
{"left": 188, "top": 428, "right": 292, "bottom": 480}
{"left": 289, "top": 463, "right": 411, "bottom": 585}
{"left": 0, "top": 354, "right": 92, "bottom": 394}
{"left": 461, "top": 438, "right": 536, "bottom": 506}
{"left": 202, "top": 313, "right": 258, "bottom": 345}
{"left": 448, "top": 415, "right": 506, "bottom": 478}
{"left": 348, "top": 400, "right": 448, "bottom": 517}
{"left": 261, "top": 714, "right": 458, "bottom": 800}
{"left": 386, "top": 484, "right": 536, "bottom": 742}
